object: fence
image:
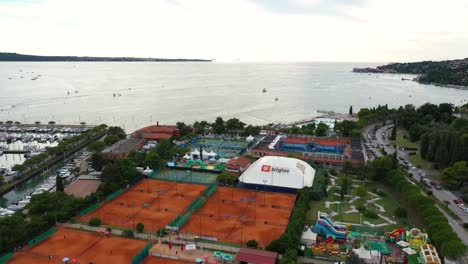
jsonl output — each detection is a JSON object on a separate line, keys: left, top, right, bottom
{"left": 147, "top": 169, "right": 162, "bottom": 179}
{"left": 78, "top": 202, "right": 100, "bottom": 217}
{"left": 28, "top": 227, "right": 57, "bottom": 247}
{"left": 105, "top": 188, "right": 123, "bottom": 201}
{"left": 0, "top": 253, "right": 13, "bottom": 264}
{"left": 131, "top": 242, "right": 153, "bottom": 264}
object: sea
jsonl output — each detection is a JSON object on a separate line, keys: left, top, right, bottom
{"left": 0, "top": 62, "right": 467, "bottom": 132}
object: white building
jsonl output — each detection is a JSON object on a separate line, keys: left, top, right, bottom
{"left": 239, "top": 156, "right": 315, "bottom": 189}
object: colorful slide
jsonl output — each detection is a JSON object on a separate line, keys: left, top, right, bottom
{"left": 385, "top": 228, "right": 405, "bottom": 242}
{"left": 312, "top": 211, "right": 347, "bottom": 240}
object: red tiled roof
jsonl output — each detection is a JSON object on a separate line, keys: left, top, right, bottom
{"left": 140, "top": 133, "right": 173, "bottom": 140}
{"left": 235, "top": 248, "right": 278, "bottom": 264}
{"left": 225, "top": 156, "right": 252, "bottom": 168}
{"left": 134, "top": 125, "right": 178, "bottom": 134}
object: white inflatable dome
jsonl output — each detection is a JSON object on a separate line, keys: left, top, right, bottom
{"left": 240, "top": 156, "right": 315, "bottom": 189}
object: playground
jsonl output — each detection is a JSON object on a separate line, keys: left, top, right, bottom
{"left": 151, "top": 169, "right": 219, "bottom": 185}
{"left": 308, "top": 175, "right": 408, "bottom": 228}
{"left": 81, "top": 179, "right": 208, "bottom": 231}
{"left": 307, "top": 212, "right": 440, "bottom": 264}
{"left": 180, "top": 186, "right": 297, "bottom": 246}
{"left": 9, "top": 228, "right": 147, "bottom": 264}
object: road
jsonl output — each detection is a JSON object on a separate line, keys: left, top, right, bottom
{"left": 362, "top": 123, "right": 468, "bottom": 246}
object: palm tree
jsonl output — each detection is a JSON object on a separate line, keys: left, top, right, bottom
{"left": 5, "top": 120, "right": 13, "bottom": 126}
{"left": 35, "top": 121, "right": 41, "bottom": 126}
{"left": 0, "top": 121, "right": 4, "bottom": 126}
{"left": 48, "top": 121, "right": 56, "bottom": 126}
{"left": 80, "top": 122, "right": 86, "bottom": 127}
{"left": 14, "top": 121, "right": 21, "bottom": 126}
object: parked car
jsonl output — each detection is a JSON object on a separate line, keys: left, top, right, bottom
{"left": 435, "top": 185, "right": 442, "bottom": 190}
{"left": 453, "top": 199, "right": 461, "bottom": 204}
{"left": 430, "top": 181, "right": 437, "bottom": 186}
{"left": 464, "top": 208, "right": 468, "bottom": 214}
{"left": 458, "top": 203, "right": 465, "bottom": 209}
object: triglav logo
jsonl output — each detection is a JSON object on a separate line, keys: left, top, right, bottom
{"left": 261, "top": 165, "right": 271, "bottom": 172}
{"left": 260, "top": 165, "right": 290, "bottom": 174}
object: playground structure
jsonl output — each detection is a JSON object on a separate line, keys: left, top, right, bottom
{"left": 180, "top": 186, "right": 297, "bottom": 246}
{"left": 406, "top": 228, "right": 428, "bottom": 250}
{"left": 385, "top": 228, "right": 406, "bottom": 243}
{"left": 312, "top": 211, "right": 348, "bottom": 240}
{"left": 185, "top": 159, "right": 206, "bottom": 169}
{"left": 9, "top": 228, "right": 148, "bottom": 264}
{"left": 80, "top": 179, "right": 208, "bottom": 232}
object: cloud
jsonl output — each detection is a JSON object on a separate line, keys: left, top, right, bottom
{"left": 0, "top": 0, "right": 467, "bottom": 62}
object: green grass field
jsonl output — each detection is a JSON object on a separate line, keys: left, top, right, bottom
{"left": 409, "top": 154, "right": 440, "bottom": 174}
{"left": 395, "top": 129, "right": 419, "bottom": 149}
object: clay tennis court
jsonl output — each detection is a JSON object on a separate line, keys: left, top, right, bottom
{"left": 181, "top": 186, "right": 296, "bottom": 246}
{"left": 65, "top": 179, "right": 101, "bottom": 198}
{"left": 81, "top": 179, "right": 208, "bottom": 231}
{"left": 10, "top": 228, "right": 147, "bottom": 264}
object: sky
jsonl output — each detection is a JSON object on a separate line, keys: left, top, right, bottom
{"left": 0, "top": 0, "right": 467, "bottom": 62}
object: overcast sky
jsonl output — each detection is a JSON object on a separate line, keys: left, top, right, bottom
{"left": 1, "top": 0, "right": 467, "bottom": 62}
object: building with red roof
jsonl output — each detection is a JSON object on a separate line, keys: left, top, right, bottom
{"left": 225, "top": 156, "right": 252, "bottom": 175}
{"left": 131, "top": 122, "right": 180, "bottom": 141}
{"left": 234, "top": 248, "right": 278, "bottom": 264}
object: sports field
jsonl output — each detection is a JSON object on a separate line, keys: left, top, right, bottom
{"left": 142, "top": 257, "right": 192, "bottom": 264}
{"left": 81, "top": 179, "right": 208, "bottom": 231}
{"left": 180, "top": 187, "right": 296, "bottom": 246}
{"left": 10, "top": 228, "right": 147, "bottom": 264}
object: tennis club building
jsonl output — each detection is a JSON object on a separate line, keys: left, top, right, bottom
{"left": 239, "top": 156, "right": 315, "bottom": 191}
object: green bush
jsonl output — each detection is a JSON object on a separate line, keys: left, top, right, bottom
{"left": 280, "top": 248, "right": 298, "bottom": 264}
{"left": 394, "top": 207, "right": 407, "bottom": 218}
{"left": 374, "top": 188, "right": 386, "bottom": 196}
{"left": 216, "top": 172, "right": 239, "bottom": 185}
{"left": 329, "top": 168, "right": 338, "bottom": 176}
{"left": 122, "top": 229, "right": 134, "bottom": 238}
{"left": 246, "top": 240, "right": 259, "bottom": 248}
{"left": 462, "top": 193, "right": 468, "bottom": 203}
{"left": 157, "top": 228, "right": 168, "bottom": 236}
{"left": 364, "top": 210, "right": 378, "bottom": 219}
{"left": 356, "top": 203, "right": 367, "bottom": 213}
{"left": 136, "top": 222, "right": 145, "bottom": 233}
{"left": 88, "top": 217, "right": 101, "bottom": 226}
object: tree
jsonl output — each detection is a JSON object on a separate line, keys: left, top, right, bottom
{"left": 217, "top": 172, "right": 239, "bottom": 185}
{"left": 136, "top": 222, "right": 145, "bottom": 233}
{"left": 56, "top": 175, "right": 64, "bottom": 192}
{"left": 354, "top": 185, "right": 368, "bottom": 199}
{"left": 390, "top": 120, "right": 397, "bottom": 140}
{"left": 48, "top": 121, "right": 56, "bottom": 126}
{"left": 144, "top": 150, "right": 165, "bottom": 170}
{"left": 212, "top": 117, "right": 225, "bottom": 134}
{"left": 315, "top": 123, "right": 329, "bottom": 136}
{"left": 104, "top": 134, "right": 120, "bottom": 146}
{"left": 34, "top": 121, "right": 41, "bottom": 126}
{"left": 176, "top": 122, "right": 193, "bottom": 137}
{"left": 156, "top": 139, "right": 175, "bottom": 160}
{"left": 108, "top": 126, "right": 126, "bottom": 139}
{"left": 193, "top": 120, "right": 210, "bottom": 134}
{"left": 440, "top": 240, "right": 466, "bottom": 258}
{"left": 226, "top": 118, "right": 246, "bottom": 131}
{"left": 440, "top": 161, "right": 468, "bottom": 189}
{"left": 5, "top": 120, "right": 13, "bottom": 126}
{"left": 91, "top": 152, "right": 105, "bottom": 171}
{"left": 87, "top": 141, "right": 106, "bottom": 152}
{"left": 349, "top": 106, "right": 353, "bottom": 115}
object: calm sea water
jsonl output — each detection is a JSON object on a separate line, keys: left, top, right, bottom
{"left": 0, "top": 62, "right": 467, "bottom": 132}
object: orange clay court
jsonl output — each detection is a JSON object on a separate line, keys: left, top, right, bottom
{"left": 142, "top": 257, "right": 192, "bottom": 264}
{"left": 180, "top": 186, "right": 296, "bottom": 246}
{"left": 9, "top": 228, "right": 147, "bottom": 264}
{"left": 81, "top": 179, "right": 208, "bottom": 231}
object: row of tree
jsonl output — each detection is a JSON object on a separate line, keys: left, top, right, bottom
{"left": 366, "top": 155, "right": 466, "bottom": 258}
{"left": 282, "top": 122, "right": 330, "bottom": 136}
{"left": 175, "top": 117, "right": 263, "bottom": 138}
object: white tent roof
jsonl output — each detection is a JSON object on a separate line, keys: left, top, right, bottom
{"left": 202, "top": 150, "right": 210, "bottom": 155}
{"left": 218, "top": 158, "right": 230, "bottom": 163}
{"left": 353, "top": 245, "right": 372, "bottom": 259}
{"left": 183, "top": 153, "right": 191, "bottom": 159}
{"left": 301, "top": 229, "right": 317, "bottom": 241}
{"left": 209, "top": 150, "right": 217, "bottom": 156}
{"left": 240, "top": 156, "right": 315, "bottom": 189}
{"left": 246, "top": 135, "right": 255, "bottom": 142}
{"left": 191, "top": 149, "right": 200, "bottom": 155}
{"left": 402, "top": 247, "right": 417, "bottom": 255}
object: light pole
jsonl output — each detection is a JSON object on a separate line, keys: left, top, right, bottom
{"left": 359, "top": 213, "right": 362, "bottom": 225}
{"left": 262, "top": 180, "right": 267, "bottom": 207}
{"left": 156, "top": 189, "right": 161, "bottom": 211}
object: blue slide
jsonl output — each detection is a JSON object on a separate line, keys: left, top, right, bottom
{"left": 319, "top": 212, "right": 346, "bottom": 231}
{"left": 312, "top": 219, "right": 346, "bottom": 240}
